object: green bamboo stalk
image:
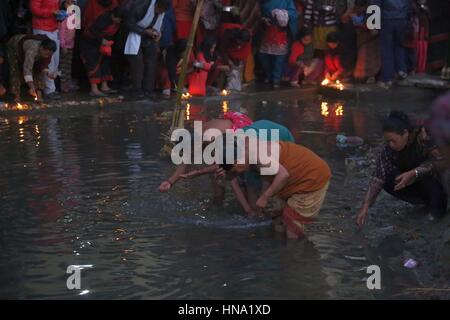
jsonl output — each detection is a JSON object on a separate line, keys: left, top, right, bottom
{"left": 161, "top": 0, "right": 205, "bottom": 156}
{"left": 170, "top": 0, "right": 205, "bottom": 132}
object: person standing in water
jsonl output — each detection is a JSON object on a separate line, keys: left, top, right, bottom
{"left": 159, "top": 112, "right": 296, "bottom": 216}
{"left": 158, "top": 111, "right": 253, "bottom": 195}
{"left": 220, "top": 138, "right": 331, "bottom": 239}
{"left": 356, "top": 111, "right": 447, "bottom": 227}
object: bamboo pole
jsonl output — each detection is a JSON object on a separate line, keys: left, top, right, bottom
{"left": 167, "top": 0, "right": 205, "bottom": 135}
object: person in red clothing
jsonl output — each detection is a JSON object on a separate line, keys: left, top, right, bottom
{"left": 288, "top": 28, "right": 323, "bottom": 87}
{"left": 82, "top": 0, "right": 119, "bottom": 29}
{"left": 172, "top": 0, "right": 194, "bottom": 41}
{"left": 186, "top": 37, "right": 216, "bottom": 96}
{"left": 206, "top": 23, "right": 251, "bottom": 91}
{"left": 156, "top": 52, "right": 172, "bottom": 97}
{"left": 219, "top": 23, "right": 252, "bottom": 63}
{"left": 30, "top": 0, "right": 65, "bottom": 99}
{"left": 80, "top": 6, "right": 122, "bottom": 97}
{"left": 324, "top": 31, "right": 350, "bottom": 82}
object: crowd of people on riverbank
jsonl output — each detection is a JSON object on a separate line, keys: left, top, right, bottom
{"left": 0, "top": 0, "right": 449, "bottom": 102}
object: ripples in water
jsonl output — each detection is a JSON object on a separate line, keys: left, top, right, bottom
{"left": 0, "top": 98, "right": 426, "bottom": 299}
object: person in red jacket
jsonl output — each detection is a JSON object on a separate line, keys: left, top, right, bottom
{"left": 30, "top": 0, "right": 61, "bottom": 99}
{"left": 219, "top": 23, "right": 252, "bottom": 63}
{"left": 206, "top": 24, "right": 251, "bottom": 91}
{"left": 172, "top": 0, "right": 194, "bottom": 41}
{"left": 186, "top": 37, "right": 216, "bottom": 96}
{"left": 288, "top": 28, "right": 323, "bottom": 87}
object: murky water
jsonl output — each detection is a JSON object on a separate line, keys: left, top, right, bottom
{"left": 0, "top": 92, "right": 433, "bottom": 299}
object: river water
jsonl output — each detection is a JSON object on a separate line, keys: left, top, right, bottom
{"left": 0, "top": 93, "right": 434, "bottom": 299}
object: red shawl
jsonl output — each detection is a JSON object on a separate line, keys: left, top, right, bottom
{"left": 82, "top": 0, "right": 119, "bottom": 29}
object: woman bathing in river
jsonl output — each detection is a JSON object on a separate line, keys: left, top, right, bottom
{"left": 158, "top": 111, "right": 295, "bottom": 216}
{"left": 158, "top": 110, "right": 253, "bottom": 204}
{"left": 220, "top": 138, "right": 331, "bottom": 239}
{"left": 356, "top": 111, "right": 447, "bottom": 227}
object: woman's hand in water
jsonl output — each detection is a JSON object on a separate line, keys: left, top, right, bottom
{"left": 247, "top": 209, "right": 265, "bottom": 219}
{"left": 356, "top": 205, "right": 369, "bottom": 228}
{"left": 394, "top": 170, "right": 416, "bottom": 191}
{"left": 256, "top": 195, "right": 269, "bottom": 210}
{"left": 159, "top": 181, "right": 172, "bottom": 192}
{"left": 216, "top": 167, "right": 226, "bottom": 178}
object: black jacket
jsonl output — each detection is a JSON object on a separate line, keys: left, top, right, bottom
{"left": 0, "top": 0, "right": 14, "bottom": 40}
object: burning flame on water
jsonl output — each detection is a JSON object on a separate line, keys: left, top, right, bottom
{"left": 1, "top": 101, "right": 35, "bottom": 111}
{"left": 182, "top": 92, "right": 192, "bottom": 100}
{"left": 321, "top": 102, "right": 329, "bottom": 117}
{"left": 321, "top": 78, "right": 345, "bottom": 90}
{"left": 335, "top": 80, "right": 344, "bottom": 91}
{"left": 186, "top": 103, "right": 191, "bottom": 121}
{"left": 222, "top": 101, "right": 229, "bottom": 113}
{"left": 18, "top": 116, "right": 28, "bottom": 125}
{"left": 321, "top": 101, "right": 345, "bottom": 118}
{"left": 220, "top": 89, "right": 229, "bottom": 96}
{"left": 335, "top": 103, "right": 344, "bottom": 116}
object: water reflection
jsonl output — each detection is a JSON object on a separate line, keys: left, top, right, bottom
{"left": 0, "top": 96, "right": 426, "bottom": 299}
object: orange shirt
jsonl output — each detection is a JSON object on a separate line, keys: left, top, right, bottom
{"left": 276, "top": 142, "right": 331, "bottom": 199}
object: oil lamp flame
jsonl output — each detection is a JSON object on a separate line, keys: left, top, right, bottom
{"left": 321, "top": 78, "right": 330, "bottom": 86}
{"left": 186, "top": 103, "right": 191, "bottom": 120}
{"left": 222, "top": 100, "right": 229, "bottom": 113}
{"left": 182, "top": 92, "right": 192, "bottom": 99}
{"left": 321, "top": 102, "right": 329, "bottom": 117}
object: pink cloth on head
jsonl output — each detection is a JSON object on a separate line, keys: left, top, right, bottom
{"left": 222, "top": 111, "right": 253, "bottom": 131}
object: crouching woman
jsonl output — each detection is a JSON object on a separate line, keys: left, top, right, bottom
{"left": 7, "top": 35, "right": 57, "bottom": 102}
{"left": 221, "top": 138, "right": 331, "bottom": 239}
{"left": 356, "top": 111, "right": 447, "bottom": 227}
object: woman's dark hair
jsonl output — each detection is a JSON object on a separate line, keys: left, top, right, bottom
{"left": 40, "top": 39, "right": 57, "bottom": 52}
{"left": 382, "top": 111, "right": 414, "bottom": 134}
{"left": 220, "top": 137, "right": 240, "bottom": 171}
{"left": 229, "top": 28, "right": 250, "bottom": 43}
{"left": 326, "top": 32, "right": 340, "bottom": 43}
{"left": 98, "top": 0, "right": 113, "bottom": 8}
{"left": 112, "top": 6, "right": 124, "bottom": 19}
{"left": 156, "top": 0, "right": 170, "bottom": 11}
{"left": 176, "top": 39, "right": 187, "bottom": 57}
{"left": 355, "top": 0, "right": 369, "bottom": 6}
{"left": 200, "top": 36, "right": 217, "bottom": 62}
{"left": 297, "top": 28, "right": 312, "bottom": 41}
